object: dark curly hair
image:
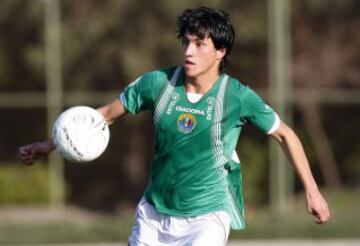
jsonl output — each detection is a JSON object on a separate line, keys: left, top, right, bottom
{"left": 177, "top": 7, "right": 235, "bottom": 73}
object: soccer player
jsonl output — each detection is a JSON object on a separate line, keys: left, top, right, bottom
{"left": 18, "top": 6, "right": 330, "bottom": 246}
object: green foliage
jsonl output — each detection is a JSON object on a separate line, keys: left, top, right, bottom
{"left": 0, "top": 162, "right": 49, "bottom": 204}
{"left": 344, "top": 146, "right": 360, "bottom": 185}
{"left": 238, "top": 135, "right": 268, "bottom": 206}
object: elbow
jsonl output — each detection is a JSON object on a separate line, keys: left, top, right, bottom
{"left": 271, "top": 121, "right": 295, "bottom": 143}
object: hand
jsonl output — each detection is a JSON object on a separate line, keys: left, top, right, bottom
{"left": 18, "top": 139, "right": 55, "bottom": 165}
{"left": 306, "top": 189, "right": 330, "bottom": 224}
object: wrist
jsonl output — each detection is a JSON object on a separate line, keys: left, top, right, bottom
{"left": 302, "top": 175, "right": 319, "bottom": 193}
{"left": 305, "top": 185, "right": 320, "bottom": 197}
{"left": 39, "top": 139, "right": 55, "bottom": 153}
{"left": 47, "top": 138, "right": 56, "bottom": 150}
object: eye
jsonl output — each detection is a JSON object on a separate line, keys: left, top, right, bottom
{"left": 196, "top": 41, "right": 205, "bottom": 48}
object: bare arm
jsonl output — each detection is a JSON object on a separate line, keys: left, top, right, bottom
{"left": 18, "top": 98, "right": 127, "bottom": 165}
{"left": 18, "top": 138, "right": 55, "bottom": 165}
{"left": 96, "top": 98, "right": 127, "bottom": 124}
{"left": 270, "top": 121, "right": 330, "bottom": 224}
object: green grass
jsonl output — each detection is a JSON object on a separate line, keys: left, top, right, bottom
{"left": 0, "top": 189, "right": 358, "bottom": 244}
{"left": 231, "top": 188, "right": 360, "bottom": 239}
{"left": 0, "top": 216, "right": 134, "bottom": 244}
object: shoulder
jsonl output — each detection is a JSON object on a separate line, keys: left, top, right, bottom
{"left": 227, "top": 75, "right": 264, "bottom": 100}
{"left": 225, "top": 75, "right": 268, "bottom": 114}
{"left": 226, "top": 75, "right": 251, "bottom": 100}
{"left": 227, "top": 76, "right": 246, "bottom": 90}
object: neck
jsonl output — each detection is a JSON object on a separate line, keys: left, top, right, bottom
{"left": 185, "top": 69, "right": 221, "bottom": 94}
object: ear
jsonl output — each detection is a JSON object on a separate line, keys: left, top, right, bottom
{"left": 216, "top": 48, "right": 226, "bottom": 61}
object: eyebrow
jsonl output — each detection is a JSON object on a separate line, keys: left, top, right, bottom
{"left": 184, "top": 35, "right": 205, "bottom": 42}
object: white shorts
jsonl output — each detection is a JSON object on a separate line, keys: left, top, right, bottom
{"left": 128, "top": 197, "right": 231, "bottom": 246}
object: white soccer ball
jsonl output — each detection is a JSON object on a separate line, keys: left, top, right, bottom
{"left": 52, "top": 106, "right": 110, "bottom": 163}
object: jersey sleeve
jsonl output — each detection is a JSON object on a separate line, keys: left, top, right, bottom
{"left": 241, "top": 87, "right": 280, "bottom": 134}
{"left": 119, "top": 71, "right": 160, "bottom": 114}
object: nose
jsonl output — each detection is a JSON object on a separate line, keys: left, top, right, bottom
{"left": 184, "top": 43, "right": 194, "bottom": 57}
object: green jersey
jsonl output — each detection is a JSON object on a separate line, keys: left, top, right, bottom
{"left": 120, "top": 66, "right": 279, "bottom": 230}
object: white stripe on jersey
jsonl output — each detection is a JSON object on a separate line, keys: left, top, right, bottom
{"left": 153, "top": 67, "right": 181, "bottom": 125}
{"left": 210, "top": 75, "right": 246, "bottom": 230}
{"left": 267, "top": 112, "right": 281, "bottom": 134}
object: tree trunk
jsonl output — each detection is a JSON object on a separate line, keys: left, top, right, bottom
{"left": 300, "top": 104, "right": 342, "bottom": 187}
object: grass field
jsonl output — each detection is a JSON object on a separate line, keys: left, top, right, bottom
{"left": 0, "top": 189, "right": 358, "bottom": 244}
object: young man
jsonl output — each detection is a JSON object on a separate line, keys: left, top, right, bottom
{"left": 18, "top": 7, "right": 330, "bottom": 246}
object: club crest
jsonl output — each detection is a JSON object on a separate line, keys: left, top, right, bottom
{"left": 177, "top": 113, "right": 196, "bottom": 134}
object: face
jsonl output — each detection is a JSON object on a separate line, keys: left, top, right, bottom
{"left": 181, "top": 33, "right": 225, "bottom": 79}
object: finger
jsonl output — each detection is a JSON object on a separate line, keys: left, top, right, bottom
{"left": 18, "top": 155, "right": 27, "bottom": 162}
{"left": 18, "top": 151, "right": 31, "bottom": 158}
{"left": 18, "top": 147, "right": 30, "bottom": 156}
{"left": 18, "top": 152, "right": 33, "bottom": 161}
{"left": 316, "top": 215, "right": 324, "bottom": 224}
{"left": 311, "top": 210, "right": 318, "bottom": 217}
{"left": 311, "top": 210, "right": 322, "bottom": 224}
{"left": 315, "top": 211, "right": 329, "bottom": 224}
{"left": 23, "top": 158, "right": 34, "bottom": 165}
{"left": 22, "top": 155, "right": 34, "bottom": 163}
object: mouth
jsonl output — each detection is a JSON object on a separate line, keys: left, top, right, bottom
{"left": 184, "top": 60, "right": 195, "bottom": 67}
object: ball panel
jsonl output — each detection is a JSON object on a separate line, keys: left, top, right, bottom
{"left": 52, "top": 106, "right": 110, "bottom": 163}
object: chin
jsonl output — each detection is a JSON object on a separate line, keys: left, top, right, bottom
{"left": 184, "top": 68, "right": 198, "bottom": 78}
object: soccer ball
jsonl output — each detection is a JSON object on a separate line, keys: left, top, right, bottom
{"left": 52, "top": 106, "right": 110, "bottom": 163}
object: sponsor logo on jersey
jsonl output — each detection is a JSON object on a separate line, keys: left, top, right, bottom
{"left": 177, "top": 113, "right": 196, "bottom": 134}
{"left": 206, "top": 97, "right": 215, "bottom": 121}
{"left": 166, "top": 92, "right": 180, "bottom": 115}
{"left": 175, "top": 106, "right": 205, "bottom": 116}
